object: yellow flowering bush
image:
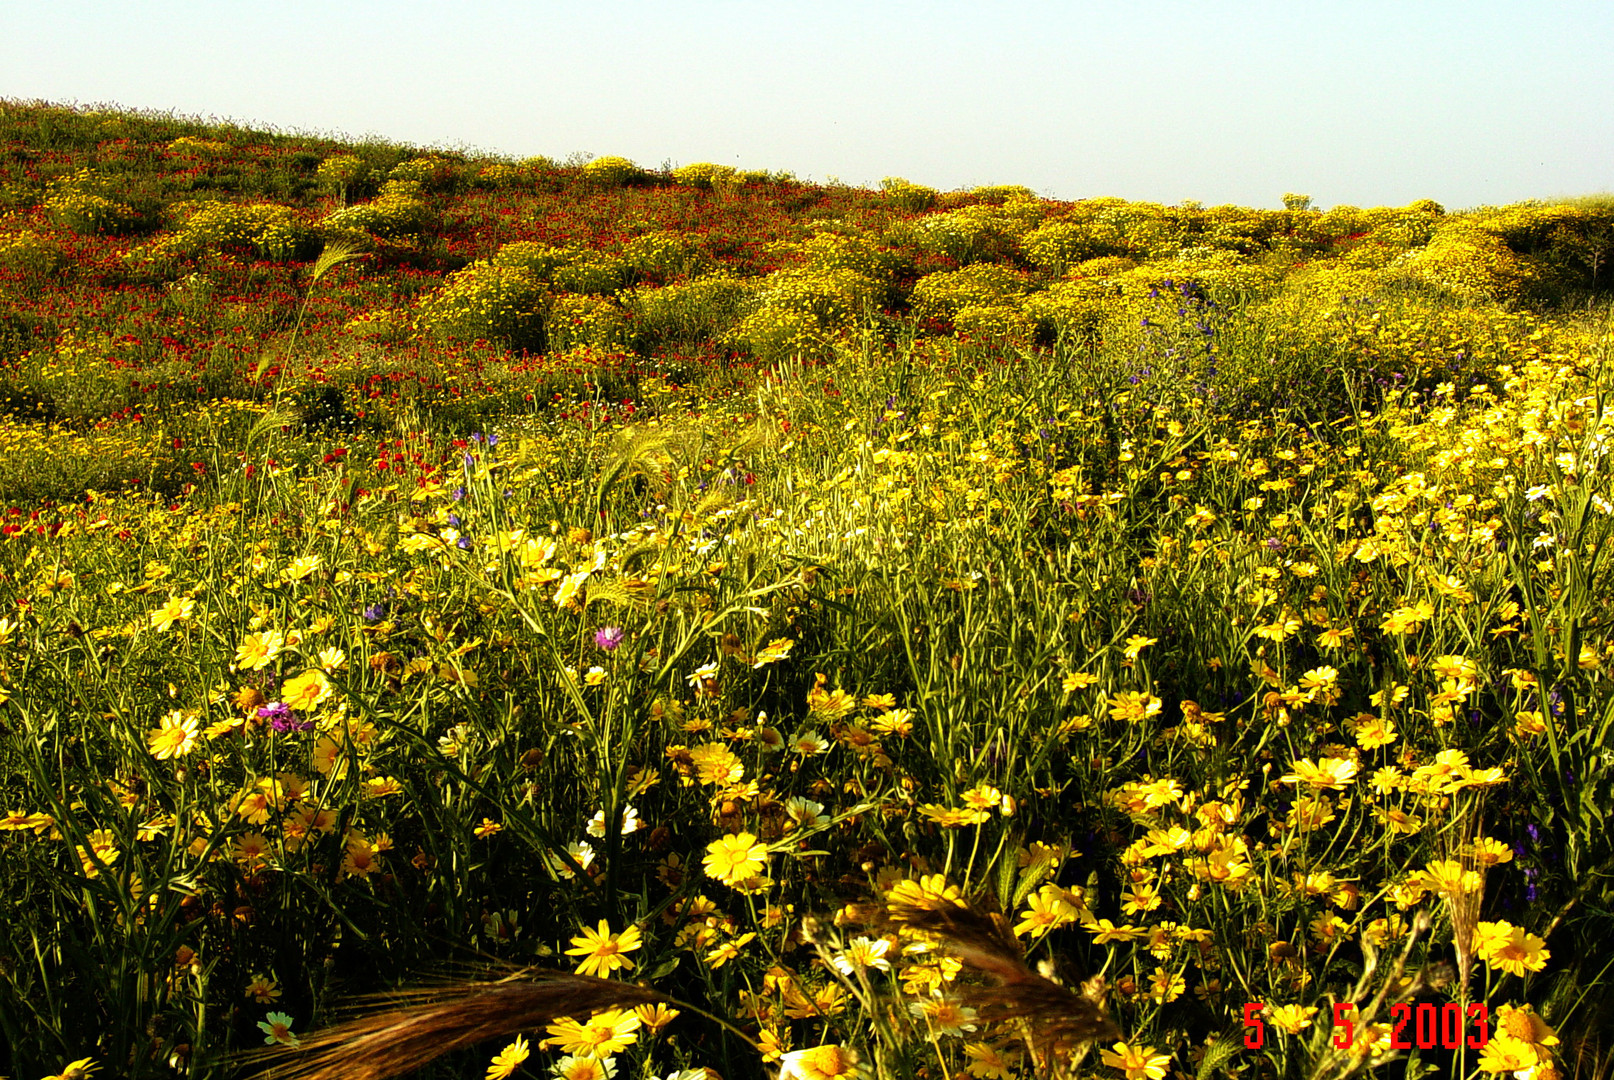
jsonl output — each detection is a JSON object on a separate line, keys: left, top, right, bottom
{"left": 580, "top": 155, "right": 640, "bottom": 186}
{"left": 321, "top": 192, "right": 431, "bottom": 239}
{"left": 878, "top": 176, "right": 939, "bottom": 212}
{"left": 552, "top": 250, "right": 629, "bottom": 295}
{"left": 1116, "top": 249, "right": 1279, "bottom": 295}
{"left": 620, "top": 230, "right": 704, "bottom": 281}
{"left": 44, "top": 190, "right": 139, "bottom": 235}
{"left": 670, "top": 162, "right": 739, "bottom": 190}
{"left": 315, "top": 153, "right": 368, "bottom": 196}
{"left": 387, "top": 155, "right": 461, "bottom": 192}
{"left": 969, "top": 183, "right": 1037, "bottom": 204}
{"left": 413, "top": 261, "right": 550, "bottom": 349}
{"left": 170, "top": 201, "right": 317, "bottom": 261}
{"left": 911, "top": 201, "right": 1037, "bottom": 263}
{"left": 491, "top": 241, "right": 575, "bottom": 277}
{"left": 1022, "top": 218, "right": 1131, "bottom": 274}
{"left": 475, "top": 162, "right": 527, "bottom": 189}
{"left": 725, "top": 303, "right": 830, "bottom": 361}
{"left": 909, "top": 262, "right": 1028, "bottom": 320}
{"left": 950, "top": 302, "right": 1036, "bottom": 345}
{"left": 0, "top": 230, "right": 67, "bottom": 275}
{"left": 547, "top": 294, "right": 630, "bottom": 352}
{"left": 790, "top": 231, "right": 907, "bottom": 283}
{"left": 1394, "top": 223, "right": 1537, "bottom": 302}
{"left": 1021, "top": 277, "right": 1119, "bottom": 344}
{"left": 626, "top": 273, "right": 755, "bottom": 346}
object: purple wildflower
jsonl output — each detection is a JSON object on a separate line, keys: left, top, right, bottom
{"left": 258, "top": 701, "right": 311, "bottom": 733}
{"left": 594, "top": 626, "right": 625, "bottom": 651}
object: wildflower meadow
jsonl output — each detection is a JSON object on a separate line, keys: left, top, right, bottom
{"left": 1, "top": 100, "right": 1613, "bottom": 1080}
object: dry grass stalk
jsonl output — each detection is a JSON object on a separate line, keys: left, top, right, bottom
{"left": 239, "top": 970, "right": 666, "bottom": 1080}
{"left": 885, "top": 900, "right": 1120, "bottom": 1062}
{"left": 1444, "top": 791, "right": 1488, "bottom": 996}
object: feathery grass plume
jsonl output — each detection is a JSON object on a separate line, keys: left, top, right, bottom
{"left": 309, "top": 236, "right": 368, "bottom": 285}
{"left": 885, "top": 899, "right": 1119, "bottom": 1062}
{"left": 238, "top": 970, "right": 667, "bottom": 1080}
{"left": 271, "top": 237, "right": 371, "bottom": 386}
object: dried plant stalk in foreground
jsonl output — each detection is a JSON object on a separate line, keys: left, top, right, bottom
{"left": 885, "top": 899, "right": 1120, "bottom": 1060}
{"left": 239, "top": 970, "right": 666, "bottom": 1080}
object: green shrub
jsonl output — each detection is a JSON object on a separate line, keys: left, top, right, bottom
{"left": 620, "top": 231, "right": 704, "bottom": 282}
{"left": 879, "top": 176, "right": 939, "bottom": 213}
{"left": 552, "top": 250, "right": 628, "bottom": 295}
{"left": 547, "top": 294, "right": 630, "bottom": 352}
{"left": 320, "top": 192, "right": 430, "bottom": 239}
{"left": 580, "top": 155, "right": 640, "bottom": 186}
{"left": 413, "top": 261, "right": 549, "bottom": 349}
{"left": 670, "top": 162, "right": 738, "bottom": 190}
{"left": 171, "top": 201, "right": 317, "bottom": 261}
{"left": 0, "top": 231, "right": 67, "bottom": 275}
{"left": 910, "top": 262, "right": 1028, "bottom": 320}
{"left": 43, "top": 190, "right": 140, "bottom": 235}
{"left": 626, "top": 273, "right": 755, "bottom": 347}
{"left": 490, "top": 241, "right": 573, "bottom": 277}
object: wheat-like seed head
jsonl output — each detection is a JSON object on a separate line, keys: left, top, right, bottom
{"left": 885, "top": 899, "right": 1120, "bottom": 1060}
{"left": 238, "top": 970, "right": 665, "bottom": 1080}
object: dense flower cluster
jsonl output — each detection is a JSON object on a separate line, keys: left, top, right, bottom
{"left": 0, "top": 99, "right": 1611, "bottom": 1080}
{"left": 169, "top": 200, "right": 316, "bottom": 260}
{"left": 413, "top": 261, "right": 550, "bottom": 348}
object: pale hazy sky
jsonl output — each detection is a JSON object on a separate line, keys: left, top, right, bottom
{"left": 3, "top": 0, "right": 1610, "bottom": 209}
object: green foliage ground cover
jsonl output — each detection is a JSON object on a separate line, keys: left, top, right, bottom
{"left": 2, "top": 100, "right": 1614, "bottom": 1080}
